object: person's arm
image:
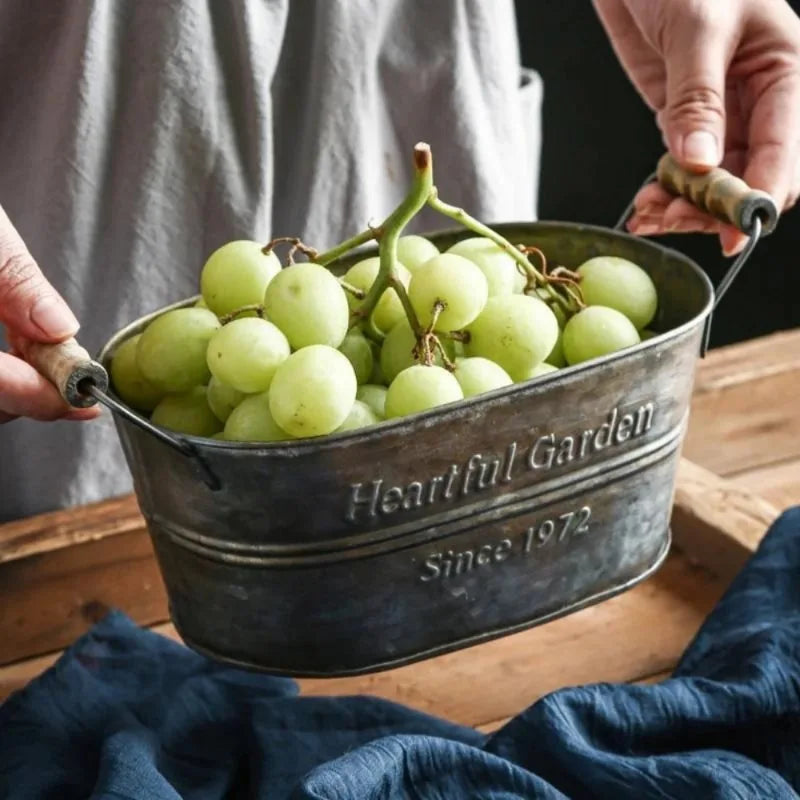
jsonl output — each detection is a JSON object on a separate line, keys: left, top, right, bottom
{"left": 593, "top": 0, "right": 800, "bottom": 255}
{"left": 0, "top": 204, "right": 99, "bottom": 423}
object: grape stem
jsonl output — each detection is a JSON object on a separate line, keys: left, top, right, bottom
{"left": 427, "top": 190, "right": 573, "bottom": 315}
{"left": 263, "top": 237, "right": 319, "bottom": 263}
{"left": 413, "top": 301, "right": 455, "bottom": 371}
{"left": 387, "top": 274, "right": 420, "bottom": 334}
{"left": 339, "top": 279, "right": 366, "bottom": 300}
{"left": 219, "top": 304, "right": 265, "bottom": 324}
{"left": 348, "top": 143, "right": 433, "bottom": 335}
{"left": 306, "top": 142, "right": 583, "bottom": 348}
{"left": 314, "top": 226, "right": 382, "bottom": 267}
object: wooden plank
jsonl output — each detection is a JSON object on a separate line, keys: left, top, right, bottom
{"left": 684, "top": 330, "right": 800, "bottom": 476}
{"left": 693, "top": 329, "right": 800, "bottom": 393}
{"left": 0, "top": 528, "right": 168, "bottom": 666}
{"left": 0, "top": 494, "right": 144, "bottom": 564}
{"left": 0, "top": 454, "right": 762, "bottom": 668}
{"left": 0, "top": 553, "right": 724, "bottom": 729}
{"left": 729, "top": 457, "right": 800, "bottom": 511}
{"left": 297, "top": 553, "right": 724, "bottom": 728}
{"left": 670, "top": 458, "right": 780, "bottom": 583}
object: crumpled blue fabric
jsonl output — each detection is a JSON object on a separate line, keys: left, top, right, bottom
{"left": 2, "top": 507, "right": 800, "bottom": 799}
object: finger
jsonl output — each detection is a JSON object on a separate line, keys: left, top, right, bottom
{"left": 592, "top": 0, "right": 666, "bottom": 109}
{"left": 740, "top": 71, "right": 800, "bottom": 212}
{"left": 0, "top": 205, "right": 79, "bottom": 342}
{"left": 0, "top": 350, "right": 100, "bottom": 421}
{"left": 786, "top": 150, "right": 800, "bottom": 211}
{"left": 655, "top": 4, "right": 732, "bottom": 171}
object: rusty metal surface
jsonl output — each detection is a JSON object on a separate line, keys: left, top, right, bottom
{"left": 97, "top": 221, "right": 713, "bottom": 676}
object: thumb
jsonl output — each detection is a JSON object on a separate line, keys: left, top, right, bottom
{"left": 0, "top": 204, "right": 79, "bottom": 342}
{"left": 658, "top": 8, "right": 730, "bottom": 172}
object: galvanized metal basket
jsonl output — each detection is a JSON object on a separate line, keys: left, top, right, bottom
{"left": 31, "top": 156, "right": 778, "bottom": 676}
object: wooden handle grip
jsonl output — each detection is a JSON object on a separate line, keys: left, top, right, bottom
{"left": 20, "top": 338, "right": 109, "bottom": 408}
{"left": 657, "top": 154, "right": 778, "bottom": 236}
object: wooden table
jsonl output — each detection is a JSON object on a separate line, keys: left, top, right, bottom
{"left": 2, "top": 329, "right": 799, "bottom": 732}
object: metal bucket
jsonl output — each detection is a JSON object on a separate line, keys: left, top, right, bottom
{"left": 29, "top": 157, "right": 778, "bottom": 676}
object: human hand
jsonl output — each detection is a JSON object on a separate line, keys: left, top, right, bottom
{"left": 593, "top": 0, "right": 800, "bottom": 255}
{"left": 0, "top": 204, "right": 99, "bottom": 423}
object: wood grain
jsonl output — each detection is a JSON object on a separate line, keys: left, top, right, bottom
{"left": 684, "top": 330, "right": 800, "bottom": 476}
{"left": 657, "top": 153, "right": 778, "bottom": 234}
{"left": 0, "top": 553, "right": 723, "bottom": 731}
{"left": 0, "top": 528, "right": 167, "bottom": 666}
{"left": 0, "top": 454, "right": 738, "bottom": 668}
{"left": 296, "top": 553, "right": 723, "bottom": 728}
{"left": 671, "top": 458, "right": 780, "bottom": 583}
{"left": 0, "top": 493, "right": 144, "bottom": 564}
{"left": 730, "top": 457, "right": 800, "bottom": 511}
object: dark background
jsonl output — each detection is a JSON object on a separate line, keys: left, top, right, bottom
{"left": 514, "top": 1, "right": 799, "bottom": 348}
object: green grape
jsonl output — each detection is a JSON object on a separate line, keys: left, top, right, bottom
{"left": 150, "top": 386, "right": 222, "bottom": 437}
{"left": 269, "top": 345, "right": 357, "bottom": 437}
{"left": 562, "top": 305, "right": 641, "bottom": 365}
{"left": 194, "top": 297, "right": 209, "bottom": 309}
{"left": 338, "top": 330, "right": 374, "bottom": 384}
{"left": 385, "top": 364, "right": 463, "bottom": 418}
{"left": 409, "top": 253, "right": 488, "bottom": 330}
{"left": 368, "top": 340, "right": 386, "bottom": 384}
{"left": 356, "top": 384, "right": 388, "bottom": 418}
{"left": 379, "top": 319, "right": 455, "bottom": 383}
{"left": 207, "top": 375, "right": 247, "bottom": 423}
{"left": 200, "top": 240, "right": 281, "bottom": 317}
{"left": 396, "top": 235, "right": 440, "bottom": 273}
{"left": 546, "top": 328, "right": 567, "bottom": 368}
{"left": 223, "top": 392, "right": 291, "bottom": 442}
{"left": 533, "top": 290, "right": 568, "bottom": 367}
{"left": 518, "top": 362, "right": 559, "bottom": 381}
{"left": 576, "top": 256, "right": 658, "bottom": 330}
{"left": 447, "top": 237, "right": 517, "bottom": 296}
{"left": 453, "top": 357, "right": 512, "bottom": 397}
{"left": 513, "top": 266, "right": 527, "bottom": 293}
{"left": 110, "top": 335, "right": 164, "bottom": 412}
{"left": 137, "top": 308, "right": 220, "bottom": 392}
{"left": 641, "top": 328, "right": 657, "bottom": 341}
{"left": 342, "top": 257, "right": 412, "bottom": 334}
{"left": 465, "top": 295, "right": 559, "bottom": 381}
{"left": 264, "top": 262, "right": 349, "bottom": 349}
{"left": 535, "top": 290, "right": 568, "bottom": 327}
{"left": 206, "top": 317, "right": 290, "bottom": 393}
{"left": 336, "top": 400, "right": 381, "bottom": 432}
{"left": 211, "top": 431, "right": 228, "bottom": 440}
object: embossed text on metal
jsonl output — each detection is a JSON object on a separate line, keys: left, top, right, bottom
{"left": 347, "top": 403, "right": 654, "bottom": 524}
{"left": 419, "top": 505, "right": 592, "bottom": 582}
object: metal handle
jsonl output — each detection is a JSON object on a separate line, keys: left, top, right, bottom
{"left": 656, "top": 154, "right": 778, "bottom": 236}
{"left": 21, "top": 335, "right": 220, "bottom": 489}
{"left": 19, "top": 337, "right": 109, "bottom": 408}
{"left": 615, "top": 154, "right": 780, "bottom": 358}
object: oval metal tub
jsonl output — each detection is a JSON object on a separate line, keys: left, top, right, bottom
{"left": 97, "top": 221, "right": 713, "bottom": 676}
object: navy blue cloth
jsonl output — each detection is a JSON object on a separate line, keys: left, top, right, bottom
{"left": 3, "top": 507, "right": 800, "bottom": 799}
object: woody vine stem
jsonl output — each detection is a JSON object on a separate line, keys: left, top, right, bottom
{"left": 261, "top": 142, "right": 583, "bottom": 363}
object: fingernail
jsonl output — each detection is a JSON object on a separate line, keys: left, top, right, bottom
{"left": 64, "top": 407, "right": 102, "bottom": 421}
{"left": 723, "top": 238, "right": 748, "bottom": 257}
{"left": 30, "top": 296, "right": 79, "bottom": 339}
{"left": 682, "top": 131, "right": 719, "bottom": 168}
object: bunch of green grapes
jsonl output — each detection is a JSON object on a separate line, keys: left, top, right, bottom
{"left": 110, "top": 228, "right": 660, "bottom": 443}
